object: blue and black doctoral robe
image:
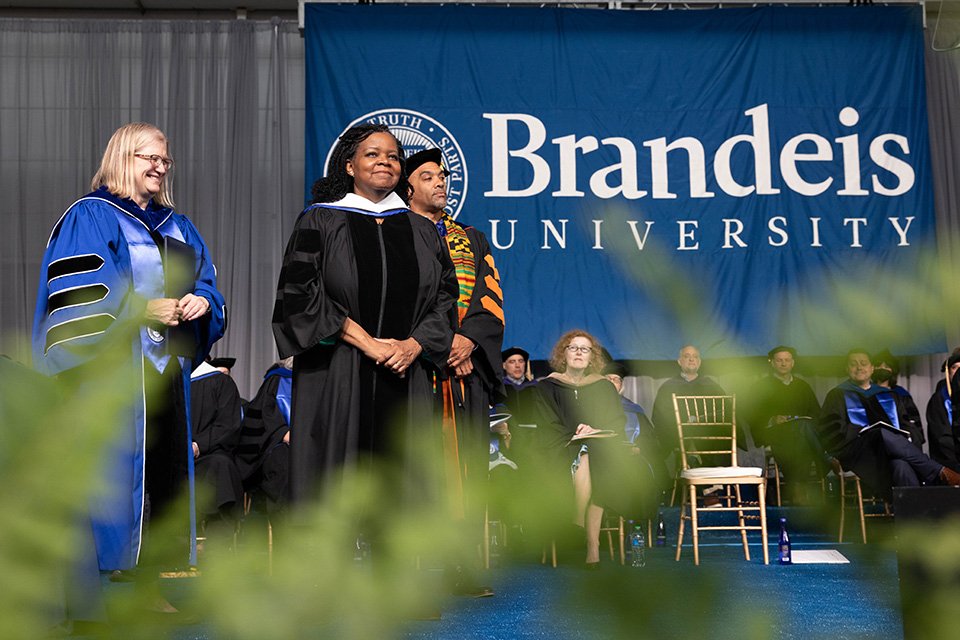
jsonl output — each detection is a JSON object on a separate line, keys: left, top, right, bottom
{"left": 32, "top": 187, "right": 226, "bottom": 570}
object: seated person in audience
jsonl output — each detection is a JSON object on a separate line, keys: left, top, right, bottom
{"left": 503, "top": 346, "right": 535, "bottom": 391}
{"left": 499, "top": 347, "right": 539, "bottom": 451}
{"left": 603, "top": 361, "right": 669, "bottom": 514}
{"left": 190, "top": 357, "right": 244, "bottom": 550}
{"left": 235, "top": 359, "right": 292, "bottom": 516}
{"left": 925, "top": 349, "right": 960, "bottom": 470}
{"left": 817, "top": 349, "right": 960, "bottom": 501}
{"left": 871, "top": 349, "right": 924, "bottom": 447}
{"left": 534, "top": 330, "right": 629, "bottom": 567}
{"left": 746, "top": 346, "right": 832, "bottom": 499}
{"left": 651, "top": 345, "right": 737, "bottom": 461}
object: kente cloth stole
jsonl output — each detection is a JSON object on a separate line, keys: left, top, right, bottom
{"left": 441, "top": 215, "right": 475, "bottom": 322}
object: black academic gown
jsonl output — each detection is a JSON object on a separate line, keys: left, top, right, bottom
{"left": 534, "top": 375, "right": 630, "bottom": 516}
{"left": 273, "top": 196, "right": 458, "bottom": 505}
{"left": 190, "top": 364, "right": 244, "bottom": 516}
{"left": 926, "top": 379, "right": 959, "bottom": 470}
{"left": 893, "top": 385, "right": 925, "bottom": 447}
{"left": 819, "top": 381, "right": 936, "bottom": 500}
{"left": 441, "top": 221, "right": 505, "bottom": 523}
{"left": 745, "top": 375, "right": 821, "bottom": 447}
{"left": 651, "top": 374, "right": 730, "bottom": 455}
{"left": 236, "top": 366, "right": 293, "bottom": 514}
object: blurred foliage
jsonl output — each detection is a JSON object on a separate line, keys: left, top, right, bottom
{"left": 0, "top": 343, "right": 138, "bottom": 639}
{"left": 2, "top": 237, "right": 957, "bottom": 640}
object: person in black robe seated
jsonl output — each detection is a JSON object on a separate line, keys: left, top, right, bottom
{"left": 534, "top": 330, "right": 628, "bottom": 567}
{"left": 235, "top": 359, "right": 293, "bottom": 517}
{"left": 651, "top": 345, "right": 742, "bottom": 485}
{"left": 602, "top": 361, "right": 668, "bottom": 520}
{"left": 925, "top": 350, "right": 960, "bottom": 470}
{"left": 817, "top": 349, "right": 960, "bottom": 501}
{"left": 871, "top": 348, "right": 924, "bottom": 447}
{"left": 746, "top": 346, "right": 831, "bottom": 500}
{"left": 499, "top": 347, "right": 541, "bottom": 456}
{"left": 189, "top": 357, "right": 244, "bottom": 550}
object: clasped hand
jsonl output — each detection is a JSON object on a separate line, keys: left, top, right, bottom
{"left": 370, "top": 337, "right": 422, "bottom": 378}
{"left": 145, "top": 294, "right": 209, "bottom": 326}
{"left": 447, "top": 334, "right": 475, "bottom": 378}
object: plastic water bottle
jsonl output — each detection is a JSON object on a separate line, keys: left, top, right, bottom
{"left": 656, "top": 511, "right": 666, "bottom": 547}
{"left": 629, "top": 521, "right": 645, "bottom": 567}
{"left": 778, "top": 517, "right": 792, "bottom": 565}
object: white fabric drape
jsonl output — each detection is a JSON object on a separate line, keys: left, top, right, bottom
{"left": 0, "top": 18, "right": 303, "bottom": 396}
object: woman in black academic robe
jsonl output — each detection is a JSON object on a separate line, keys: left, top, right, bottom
{"left": 534, "top": 330, "right": 628, "bottom": 567}
{"left": 273, "top": 124, "right": 458, "bottom": 506}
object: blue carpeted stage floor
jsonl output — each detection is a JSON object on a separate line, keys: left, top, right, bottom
{"left": 86, "top": 506, "right": 905, "bottom": 639}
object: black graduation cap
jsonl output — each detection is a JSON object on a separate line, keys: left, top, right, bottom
{"left": 767, "top": 345, "right": 797, "bottom": 359}
{"left": 601, "top": 361, "right": 629, "bottom": 379}
{"left": 941, "top": 351, "right": 960, "bottom": 372}
{"left": 208, "top": 357, "right": 236, "bottom": 371}
{"left": 406, "top": 148, "right": 449, "bottom": 178}
{"left": 871, "top": 348, "right": 899, "bottom": 372}
{"left": 501, "top": 347, "right": 529, "bottom": 362}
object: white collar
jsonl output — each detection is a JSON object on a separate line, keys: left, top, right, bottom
{"left": 191, "top": 361, "right": 219, "bottom": 379}
{"left": 329, "top": 192, "right": 407, "bottom": 213}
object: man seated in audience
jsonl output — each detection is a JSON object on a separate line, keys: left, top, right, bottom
{"left": 871, "top": 349, "right": 924, "bottom": 447}
{"left": 651, "top": 345, "right": 736, "bottom": 505}
{"left": 746, "top": 346, "right": 831, "bottom": 501}
{"left": 925, "top": 349, "right": 960, "bottom": 470}
{"left": 651, "top": 345, "right": 731, "bottom": 458}
{"left": 499, "top": 347, "right": 538, "bottom": 451}
{"left": 235, "top": 358, "right": 293, "bottom": 518}
{"left": 190, "top": 357, "right": 244, "bottom": 553}
{"left": 818, "top": 349, "right": 960, "bottom": 501}
{"left": 603, "top": 361, "right": 668, "bottom": 514}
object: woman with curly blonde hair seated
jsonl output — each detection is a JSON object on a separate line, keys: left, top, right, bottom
{"left": 534, "top": 330, "right": 628, "bottom": 567}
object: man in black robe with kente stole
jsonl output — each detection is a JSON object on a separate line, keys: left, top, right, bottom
{"left": 406, "top": 149, "right": 505, "bottom": 598}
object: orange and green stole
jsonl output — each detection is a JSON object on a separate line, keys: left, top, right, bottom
{"left": 439, "top": 214, "right": 476, "bottom": 520}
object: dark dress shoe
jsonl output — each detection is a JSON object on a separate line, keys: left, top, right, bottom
{"left": 444, "top": 565, "right": 495, "bottom": 598}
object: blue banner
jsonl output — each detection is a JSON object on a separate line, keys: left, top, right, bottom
{"left": 305, "top": 4, "right": 943, "bottom": 360}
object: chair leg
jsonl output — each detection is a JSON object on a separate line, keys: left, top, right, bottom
{"left": 689, "top": 485, "right": 700, "bottom": 566}
{"left": 551, "top": 540, "right": 557, "bottom": 568}
{"left": 619, "top": 517, "right": 625, "bottom": 565}
{"left": 734, "top": 484, "right": 750, "bottom": 562}
{"left": 675, "top": 485, "right": 687, "bottom": 562}
{"left": 670, "top": 474, "right": 679, "bottom": 507}
{"left": 484, "top": 505, "right": 490, "bottom": 569}
{"left": 855, "top": 477, "right": 867, "bottom": 544}
{"left": 647, "top": 518, "right": 652, "bottom": 548}
{"left": 606, "top": 528, "right": 615, "bottom": 561}
{"left": 838, "top": 473, "right": 846, "bottom": 543}
{"left": 759, "top": 479, "right": 769, "bottom": 565}
{"left": 773, "top": 459, "right": 782, "bottom": 507}
{"left": 267, "top": 517, "right": 273, "bottom": 576}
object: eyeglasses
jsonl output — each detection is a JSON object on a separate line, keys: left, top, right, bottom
{"left": 134, "top": 153, "right": 174, "bottom": 170}
{"left": 566, "top": 345, "right": 592, "bottom": 354}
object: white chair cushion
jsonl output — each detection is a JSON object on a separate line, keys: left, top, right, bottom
{"left": 681, "top": 466, "right": 763, "bottom": 479}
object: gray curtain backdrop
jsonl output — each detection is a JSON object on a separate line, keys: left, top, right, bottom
{"left": 0, "top": 17, "right": 958, "bottom": 412}
{"left": 0, "top": 18, "right": 304, "bottom": 397}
